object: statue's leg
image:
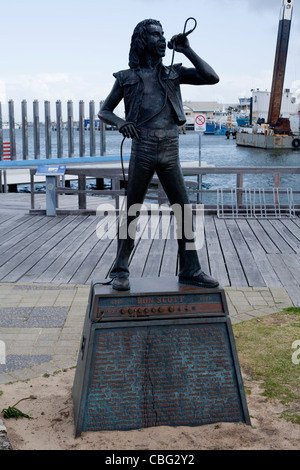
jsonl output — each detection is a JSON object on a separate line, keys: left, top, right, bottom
{"left": 156, "top": 137, "right": 219, "bottom": 288}
{"left": 110, "top": 137, "right": 156, "bottom": 286}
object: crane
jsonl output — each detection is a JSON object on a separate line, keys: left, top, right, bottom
{"left": 267, "top": 0, "right": 293, "bottom": 135}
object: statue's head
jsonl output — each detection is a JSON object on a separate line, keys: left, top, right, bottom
{"left": 129, "top": 19, "right": 163, "bottom": 69}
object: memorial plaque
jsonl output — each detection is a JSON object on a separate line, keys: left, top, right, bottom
{"left": 73, "top": 278, "right": 250, "bottom": 437}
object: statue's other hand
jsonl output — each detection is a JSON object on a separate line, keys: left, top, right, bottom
{"left": 119, "top": 122, "right": 140, "bottom": 139}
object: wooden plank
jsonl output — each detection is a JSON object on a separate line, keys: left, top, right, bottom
{"left": 236, "top": 219, "right": 281, "bottom": 287}
{"left": 281, "top": 218, "right": 300, "bottom": 245}
{"left": 143, "top": 214, "right": 171, "bottom": 278}
{"left": 69, "top": 240, "right": 110, "bottom": 284}
{"left": 0, "top": 216, "right": 85, "bottom": 282}
{"left": 204, "top": 216, "right": 229, "bottom": 286}
{"left": 0, "top": 214, "right": 35, "bottom": 240}
{"left": 159, "top": 215, "right": 178, "bottom": 277}
{"left": 258, "top": 219, "right": 295, "bottom": 254}
{"left": 85, "top": 214, "right": 122, "bottom": 281}
{"left": 0, "top": 212, "right": 30, "bottom": 225}
{"left": 246, "top": 219, "right": 280, "bottom": 254}
{"left": 197, "top": 241, "right": 209, "bottom": 279}
{"left": 0, "top": 213, "right": 14, "bottom": 225}
{"left": 143, "top": 237, "right": 166, "bottom": 278}
{"left": 0, "top": 215, "right": 58, "bottom": 255}
{"left": 270, "top": 219, "right": 300, "bottom": 253}
{"left": 87, "top": 239, "right": 117, "bottom": 282}
{"left": 129, "top": 214, "right": 160, "bottom": 278}
{"left": 33, "top": 216, "right": 99, "bottom": 283}
{"left": 281, "top": 254, "right": 300, "bottom": 282}
{"left": 225, "top": 219, "right": 266, "bottom": 287}
{"left": 160, "top": 239, "right": 178, "bottom": 277}
{"left": 51, "top": 216, "right": 106, "bottom": 283}
{"left": 128, "top": 214, "right": 151, "bottom": 262}
{"left": 214, "top": 217, "right": 248, "bottom": 286}
{"left": 69, "top": 216, "right": 117, "bottom": 284}
{"left": 0, "top": 216, "right": 73, "bottom": 270}
{"left": 267, "top": 254, "right": 300, "bottom": 306}
{"left": 126, "top": 214, "right": 152, "bottom": 276}
{"left": 290, "top": 215, "right": 300, "bottom": 228}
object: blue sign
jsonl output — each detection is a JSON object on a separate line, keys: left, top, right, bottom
{"left": 36, "top": 165, "right": 66, "bottom": 176}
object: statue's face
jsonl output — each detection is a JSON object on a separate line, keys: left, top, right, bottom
{"left": 144, "top": 23, "right": 166, "bottom": 58}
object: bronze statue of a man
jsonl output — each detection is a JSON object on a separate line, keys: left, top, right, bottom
{"left": 99, "top": 19, "right": 220, "bottom": 291}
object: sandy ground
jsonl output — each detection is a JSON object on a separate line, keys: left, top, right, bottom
{"left": 1, "top": 368, "right": 299, "bottom": 451}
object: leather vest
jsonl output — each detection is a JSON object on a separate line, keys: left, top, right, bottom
{"left": 113, "top": 64, "right": 187, "bottom": 127}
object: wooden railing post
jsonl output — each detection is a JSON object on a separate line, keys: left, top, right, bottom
{"left": 236, "top": 173, "right": 244, "bottom": 206}
{"left": 30, "top": 169, "right": 35, "bottom": 209}
{"left": 78, "top": 175, "right": 87, "bottom": 209}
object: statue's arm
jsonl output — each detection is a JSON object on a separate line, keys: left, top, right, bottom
{"left": 179, "top": 49, "right": 220, "bottom": 85}
{"left": 170, "top": 35, "right": 219, "bottom": 85}
{"left": 98, "top": 80, "right": 140, "bottom": 139}
{"left": 98, "top": 80, "right": 126, "bottom": 129}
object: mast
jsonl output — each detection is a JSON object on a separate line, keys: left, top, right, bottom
{"left": 267, "top": 0, "right": 293, "bottom": 126}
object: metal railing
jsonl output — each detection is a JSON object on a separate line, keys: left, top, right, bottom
{"left": 27, "top": 165, "right": 300, "bottom": 216}
{"left": 217, "top": 187, "right": 295, "bottom": 218}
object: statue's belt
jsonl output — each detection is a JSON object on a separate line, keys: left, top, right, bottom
{"left": 138, "top": 128, "right": 179, "bottom": 139}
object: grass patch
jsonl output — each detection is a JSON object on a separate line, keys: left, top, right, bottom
{"left": 233, "top": 308, "right": 300, "bottom": 424}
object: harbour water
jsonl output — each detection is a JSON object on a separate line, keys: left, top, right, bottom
{"left": 2, "top": 128, "right": 300, "bottom": 203}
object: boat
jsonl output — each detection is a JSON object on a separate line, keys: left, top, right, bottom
{"left": 236, "top": 0, "right": 299, "bottom": 150}
{"left": 236, "top": 114, "right": 250, "bottom": 127}
{"left": 204, "top": 120, "right": 234, "bottom": 136}
{"left": 204, "top": 120, "right": 216, "bottom": 135}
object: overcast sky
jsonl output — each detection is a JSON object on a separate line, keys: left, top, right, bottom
{"left": 1, "top": 0, "right": 299, "bottom": 120}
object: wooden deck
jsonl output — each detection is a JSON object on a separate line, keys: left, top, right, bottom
{"left": 0, "top": 193, "right": 300, "bottom": 306}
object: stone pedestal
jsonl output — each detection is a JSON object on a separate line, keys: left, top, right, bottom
{"left": 72, "top": 277, "right": 250, "bottom": 437}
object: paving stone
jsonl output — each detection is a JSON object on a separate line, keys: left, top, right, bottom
{"left": 0, "top": 354, "right": 52, "bottom": 374}
{"left": 0, "top": 307, "right": 68, "bottom": 328}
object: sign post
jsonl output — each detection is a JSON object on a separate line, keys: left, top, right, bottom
{"left": 194, "top": 114, "right": 206, "bottom": 203}
{"left": 36, "top": 165, "right": 66, "bottom": 216}
{"left": 194, "top": 114, "right": 207, "bottom": 132}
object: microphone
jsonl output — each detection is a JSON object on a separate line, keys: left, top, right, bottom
{"left": 167, "top": 17, "right": 197, "bottom": 49}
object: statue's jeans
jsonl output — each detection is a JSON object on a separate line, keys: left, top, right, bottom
{"left": 110, "top": 132, "right": 201, "bottom": 279}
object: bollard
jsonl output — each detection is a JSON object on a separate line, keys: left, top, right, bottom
{"left": 89, "top": 100, "right": 96, "bottom": 156}
{"left": 9, "top": 100, "right": 16, "bottom": 160}
{"left": 99, "top": 100, "right": 106, "bottom": 155}
{"left": 33, "top": 100, "right": 40, "bottom": 159}
{"left": 56, "top": 100, "right": 63, "bottom": 158}
{"left": 67, "top": 100, "right": 74, "bottom": 158}
{"left": 79, "top": 101, "right": 85, "bottom": 157}
{"left": 22, "top": 100, "right": 29, "bottom": 160}
{"left": 44, "top": 100, "right": 52, "bottom": 159}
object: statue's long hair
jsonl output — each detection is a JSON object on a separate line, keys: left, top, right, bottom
{"left": 129, "top": 19, "right": 162, "bottom": 69}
